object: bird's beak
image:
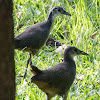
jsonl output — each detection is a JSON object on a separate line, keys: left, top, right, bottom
{"left": 78, "top": 50, "right": 89, "bottom": 55}
{"left": 63, "top": 10, "right": 71, "bottom": 16}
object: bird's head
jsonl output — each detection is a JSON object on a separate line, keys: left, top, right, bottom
{"left": 64, "top": 46, "right": 89, "bottom": 61}
{"left": 47, "top": 6, "right": 71, "bottom": 22}
{"left": 51, "top": 6, "right": 71, "bottom": 16}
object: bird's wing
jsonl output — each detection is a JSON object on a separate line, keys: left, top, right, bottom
{"left": 15, "top": 26, "right": 40, "bottom": 48}
{"left": 31, "top": 62, "right": 76, "bottom": 95}
{"left": 15, "top": 22, "right": 49, "bottom": 49}
{"left": 31, "top": 62, "right": 75, "bottom": 86}
{"left": 31, "top": 63, "right": 69, "bottom": 82}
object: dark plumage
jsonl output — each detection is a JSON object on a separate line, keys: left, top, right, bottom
{"left": 31, "top": 46, "right": 89, "bottom": 100}
{"left": 15, "top": 6, "right": 71, "bottom": 78}
{"left": 15, "top": 6, "right": 71, "bottom": 53}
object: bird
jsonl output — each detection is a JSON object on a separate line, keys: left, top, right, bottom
{"left": 31, "top": 46, "right": 89, "bottom": 100}
{"left": 14, "top": 6, "right": 71, "bottom": 78}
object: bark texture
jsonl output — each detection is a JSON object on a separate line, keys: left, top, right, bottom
{"left": 0, "top": 0, "right": 15, "bottom": 100}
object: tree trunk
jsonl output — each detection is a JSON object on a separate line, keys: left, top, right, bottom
{"left": 0, "top": 0, "right": 15, "bottom": 100}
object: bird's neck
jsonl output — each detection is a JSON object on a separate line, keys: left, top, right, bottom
{"left": 47, "top": 11, "right": 57, "bottom": 29}
{"left": 64, "top": 54, "right": 74, "bottom": 63}
{"left": 64, "top": 55, "right": 76, "bottom": 70}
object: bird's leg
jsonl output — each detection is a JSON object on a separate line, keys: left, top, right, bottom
{"left": 63, "top": 90, "right": 69, "bottom": 100}
{"left": 23, "top": 53, "right": 32, "bottom": 79}
{"left": 47, "top": 94, "right": 52, "bottom": 100}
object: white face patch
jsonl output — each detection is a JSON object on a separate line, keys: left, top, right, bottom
{"left": 69, "top": 50, "right": 77, "bottom": 59}
{"left": 50, "top": 10, "right": 62, "bottom": 29}
{"left": 52, "top": 10, "right": 61, "bottom": 19}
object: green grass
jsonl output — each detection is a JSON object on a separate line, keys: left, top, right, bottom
{"left": 14, "top": 0, "right": 100, "bottom": 100}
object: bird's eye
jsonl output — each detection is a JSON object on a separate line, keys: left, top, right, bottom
{"left": 55, "top": 8, "right": 58, "bottom": 10}
{"left": 74, "top": 48, "right": 77, "bottom": 52}
{"left": 58, "top": 8, "right": 61, "bottom": 12}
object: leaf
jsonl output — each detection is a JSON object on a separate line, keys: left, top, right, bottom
{"left": 55, "top": 44, "right": 67, "bottom": 53}
{"left": 91, "top": 29, "right": 100, "bottom": 39}
{"left": 73, "top": 80, "right": 78, "bottom": 85}
{"left": 17, "top": 24, "right": 23, "bottom": 31}
{"left": 97, "top": 80, "right": 100, "bottom": 85}
{"left": 76, "top": 74, "right": 84, "bottom": 80}
{"left": 17, "top": 12, "right": 23, "bottom": 18}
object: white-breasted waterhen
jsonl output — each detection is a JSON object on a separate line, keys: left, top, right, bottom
{"left": 31, "top": 46, "right": 89, "bottom": 100}
{"left": 15, "top": 6, "right": 71, "bottom": 78}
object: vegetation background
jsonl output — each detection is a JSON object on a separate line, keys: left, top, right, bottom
{"left": 14, "top": 0, "right": 100, "bottom": 100}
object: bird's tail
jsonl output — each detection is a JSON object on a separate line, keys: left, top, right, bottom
{"left": 14, "top": 38, "right": 20, "bottom": 49}
{"left": 31, "top": 65, "right": 42, "bottom": 76}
